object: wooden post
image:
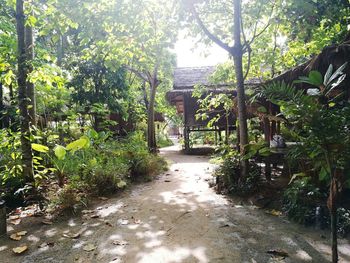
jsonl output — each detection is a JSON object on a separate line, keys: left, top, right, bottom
{"left": 0, "top": 200, "right": 6, "bottom": 236}
{"left": 263, "top": 117, "right": 271, "bottom": 181}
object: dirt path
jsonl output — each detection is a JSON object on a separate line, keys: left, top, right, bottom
{"left": 1, "top": 145, "right": 350, "bottom": 262}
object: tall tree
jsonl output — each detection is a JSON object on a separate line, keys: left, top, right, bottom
{"left": 25, "top": 10, "right": 36, "bottom": 125}
{"left": 16, "top": 0, "right": 34, "bottom": 183}
{"left": 184, "top": 0, "right": 274, "bottom": 175}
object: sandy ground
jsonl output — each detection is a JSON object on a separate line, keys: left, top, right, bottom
{"left": 0, "top": 144, "right": 349, "bottom": 263}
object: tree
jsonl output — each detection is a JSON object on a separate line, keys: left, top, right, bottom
{"left": 16, "top": 0, "right": 34, "bottom": 183}
{"left": 25, "top": 10, "right": 36, "bottom": 125}
{"left": 122, "top": 0, "right": 177, "bottom": 153}
{"left": 184, "top": 0, "right": 275, "bottom": 175}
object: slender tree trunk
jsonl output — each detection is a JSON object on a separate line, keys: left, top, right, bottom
{"left": 0, "top": 82, "right": 3, "bottom": 129}
{"left": 147, "top": 81, "right": 158, "bottom": 153}
{"left": 16, "top": 0, "right": 35, "bottom": 183}
{"left": 328, "top": 171, "right": 339, "bottom": 263}
{"left": 233, "top": 0, "right": 249, "bottom": 176}
{"left": 25, "top": 13, "right": 36, "bottom": 125}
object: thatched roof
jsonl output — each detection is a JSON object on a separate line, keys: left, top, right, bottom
{"left": 173, "top": 66, "right": 261, "bottom": 90}
{"left": 269, "top": 38, "right": 350, "bottom": 94}
{"left": 174, "top": 66, "right": 221, "bottom": 89}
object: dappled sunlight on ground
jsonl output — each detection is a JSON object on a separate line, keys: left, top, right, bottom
{"left": 0, "top": 145, "right": 349, "bottom": 262}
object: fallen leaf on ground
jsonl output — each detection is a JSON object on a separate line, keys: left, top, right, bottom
{"left": 38, "top": 242, "right": 54, "bottom": 248}
{"left": 16, "top": 231, "right": 27, "bottom": 236}
{"left": 112, "top": 240, "right": 129, "bottom": 246}
{"left": 267, "top": 249, "right": 289, "bottom": 258}
{"left": 10, "top": 219, "right": 21, "bottom": 225}
{"left": 104, "top": 220, "right": 113, "bottom": 227}
{"left": 174, "top": 169, "right": 179, "bottom": 172}
{"left": 90, "top": 214, "right": 100, "bottom": 219}
{"left": 10, "top": 234, "right": 22, "bottom": 241}
{"left": 82, "top": 210, "right": 94, "bottom": 214}
{"left": 266, "top": 210, "right": 283, "bottom": 216}
{"left": 83, "top": 243, "right": 96, "bottom": 252}
{"left": 42, "top": 220, "right": 53, "bottom": 225}
{"left": 12, "top": 245, "right": 28, "bottom": 254}
{"left": 119, "top": 219, "right": 129, "bottom": 225}
{"left": 62, "top": 232, "right": 81, "bottom": 239}
{"left": 98, "top": 197, "right": 108, "bottom": 201}
{"left": 164, "top": 180, "right": 171, "bottom": 183}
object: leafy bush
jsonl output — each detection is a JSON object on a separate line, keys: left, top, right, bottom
{"left": 283, "top": 179, "right": 350, "bottom": 236}
{"left": 283, "top": 178, "right": 325, "bottom": 225}
{"left": 156, "top": 133, "right": 173, "bottom": 148}
{"left": 214, "top": 151, "right": 261, "bottom": 196}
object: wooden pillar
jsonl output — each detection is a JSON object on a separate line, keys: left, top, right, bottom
{"left": 263, "top": 116, "right": 271, "bottom": 181}
{"left": 270, "top": 103, "right": 277, "bottom": 140}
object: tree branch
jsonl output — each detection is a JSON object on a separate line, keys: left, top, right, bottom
{"left": 124, "top": 65, "right": 148, "bottom": 82}
{"left": 191, "top": 4, "right": 234, "bottom": 55}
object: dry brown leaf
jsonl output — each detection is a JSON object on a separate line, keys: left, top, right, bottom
{"left": 90, "top": 214, "right": 100, "bottom": 219}
{"left": 98, "top": 197, "right": 108, "bottom": 201}
{"left": 16, "top": 231, "right": 27, "bottom": 236}
{"left": 10, "top": 234, "right": 22, "bottom": 241}
{"left": 112, "top": 240, "right": 129, "bottom": 246}
{"left": 62, "top": 232, "right": 81, "bottom": 239}
{"left": 10, "top": 219, "right": 21, "bottom": 225}
{"left": 82, "top": 210, "right": 94, "bottom": 214}
{"left": 266, "top": 210, "right": 283, "bottom": 216}
{"left": 42, "top": 220, "right": 53, "bottom": 225}
{"left": 267, "top": 249, "right": 289, "bottom": 258}
{"left": 38, "top": 241, "right": 55, "bottom": 248}
{"left": 12, "top": 245, "right": 28, "bottom": 254}
{"left": 83, "top": 243, "right": 96, "bottom": 252}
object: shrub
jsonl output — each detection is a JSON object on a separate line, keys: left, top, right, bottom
{"left": 283, "top": 178, "right": 325, "bottom": 225}
{"left": 214, "top": 153, "right": 261, "bottom": 196}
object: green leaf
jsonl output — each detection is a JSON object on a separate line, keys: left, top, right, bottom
{"left": 117, "top": 180, "right": 127, "bottom": 188}
{"left": 32, "top": 143, "right": 49, "bottom": 153}
{"left": 308, "top": 71, "right": 323, "bottom": 86}
{"left": 54, "top": 145, "right": 66, "bottom": 160}
{"left": 319, "top": 167, "right": 329, "bottom": 181}
{"left": 288, "top": 172, "right": 306, "bottom": 185}
{"left": 66, "top": 137, "right": 89, "bottom": 152}
{"left": 257, "top": 106, "right": 267, "bottom": 113}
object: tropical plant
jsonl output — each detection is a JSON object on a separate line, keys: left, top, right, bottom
{"left": 259, "top": 63, "right": 350, "bottom": 263}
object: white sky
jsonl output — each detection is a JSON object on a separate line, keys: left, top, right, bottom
{"left": 174, "top": 35, "right": 229, "bottom": 67}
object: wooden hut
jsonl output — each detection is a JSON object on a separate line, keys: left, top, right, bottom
{"left": 166, "top": 66, "right": 260, "bottom": 151}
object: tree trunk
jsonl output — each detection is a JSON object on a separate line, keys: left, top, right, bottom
{"left": 328, "top": 172, "right": 339, "bottom": 263}
{"left": 233, "top": 0, "right": 249, "bottom": 176}
{"left": 16, "top": 0, "right": 35, "bottom": 183}
{"left": 147, "top": 81, "right": 158, "bottom": 153}
{"left": 0, "top": 82, "right": 3, "bottom": 129}
{"left": 25, "top": 14, "right": 36, "bottom": 125}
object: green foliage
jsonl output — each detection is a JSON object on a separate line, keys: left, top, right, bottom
{"left": 283, "top": 178, "right": 325, "bottom": 225}
{"left": 214, "top": 150, "right": 261, "bottom": 196}
{"left": 156, "top": 133, "right": 174, "bottom": 148}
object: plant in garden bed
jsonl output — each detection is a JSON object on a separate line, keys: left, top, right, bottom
{"left": 214, "top": 148, "right": 262, "bottom": 196}
{"left": 259, "top": 63, "right": 350, "bottom": 262}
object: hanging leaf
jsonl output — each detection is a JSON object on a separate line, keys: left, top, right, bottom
{"left": 31, "top": 143, "right": 49, "bottom": 153}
